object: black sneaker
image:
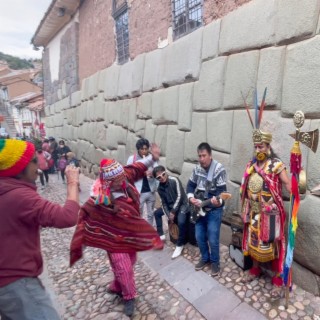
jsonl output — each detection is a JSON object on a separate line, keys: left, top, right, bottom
{"left": 211, "top": 263, "right": 220, "bottom": 277}
{"left": 195, "top": 260, "right": 209, "bottom": 271}
{"left": 124, "top": 298, "right": 135, "bottom": 317}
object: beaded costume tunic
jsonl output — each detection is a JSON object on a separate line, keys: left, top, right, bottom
{"left": 241, "top": 158, "right": 287, "bottom": 272}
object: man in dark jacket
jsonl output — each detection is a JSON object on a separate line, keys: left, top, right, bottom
{"left": 0, "top": 139, "right": 80, "bottom": 320}
{"left": 153, "top": 165, "right": 189, "bottom": 259}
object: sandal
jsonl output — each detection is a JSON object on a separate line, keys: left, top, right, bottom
{"left": 270, "top": 286, "right": 284, "bottom": 300}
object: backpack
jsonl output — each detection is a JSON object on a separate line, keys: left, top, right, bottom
{"left": 58, "top": 158, "right": 67, "bottom": 170}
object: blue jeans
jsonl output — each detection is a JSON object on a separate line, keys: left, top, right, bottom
{"left": 154, "top": 208, "right": 187, "bottom": 246}
{"left": 195, "top": 207, "right": 223, "bottom": 265}
{"left": 0, "top": 277, "right": 60, "bottom": 320}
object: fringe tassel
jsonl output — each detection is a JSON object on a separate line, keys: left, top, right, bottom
{"left": 95, "top": 187, "right": 111, "bottom": 206}
{"left": 290, "top": 141, "right": 302, "bottom": 175}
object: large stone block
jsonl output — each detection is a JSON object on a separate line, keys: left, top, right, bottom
{"left": 179, "top": 162, "right": 195, "bottom": 189}
{"left": 87, "top": 72, "right": 99, "bottom": 99}
{"left": 229, "top": 110, "right": 256, "bottom": 184}
{"left": 98, "top": 68, "right": 107, "bottom": 93}
{"left": 117, "top": 61, "right": 133, "bottom": 99}
{"left": 162, "top": 86, "right": 179, "bottom": 124}
{"left": 77, "top": 140, "right": 91, "bottom": 160}
{"left": 184, "top": 113, "right": 207, "bottom": 162}
{"left": 105, "top": 124, "right": 127, "bottom": 150}
{"left": 202, "top": 19, "right": 221, "bottom": 61}
{"left": 90, "top": 122, "right": 106, "bottom": 151}
{"left": 137, "top": 92, "right": 152, "bottom": 120}
{"left": 193, "top": 57, "right": 227, "bottom": 111}
{"left": 116, "top": 145, "right": 127, "bottom": 165}
{"left": 142, "top": 49, "right": 164, "bottom": 92}
{"left": 257, "top": 46, "right": 286, "bottom": 108}
{"left": 154, "top": 125, "right": 168, "bottom": 157}
{"left": 70, "top": 90, "right": 82, "bottom": 107}
{"left": 295, "top": 195, "right": 320, "bottom": 275}
{"left": 86, "top": 100, "right": 95, "bottom": 122}
{"left": 292, "top": 261, "right": 320, "bottom": 296}
{"left": 92, "top": 93, "right": 106, "bottom": 121}
{"left": 131, "top": 53, "right": 145, "bottom": 97}
{"left": 125, "top": 132, "right": 139, "bottom": 162}
{"left": 162, "top": 28, "right": 202, "bottom": 86}
{"left": 103, "top": 64, "right": 120, "bottom": 100}
{"left": 53, "top": 113, "right": 64, "bottom": 127}
{"left": 275, "top": 0, "right": 320, "bottom": 44}
{"left": 219, "top": 0, "right": 276, "bottom": 55}
{"left": 307, "top": 120, "right": 320, "bottom": 190}
{"left": 178, "top": 83, "right": 193, "bottom": 131}
{"left": 224, "top": 181, "right": 241, "bottom": 220}
{"left": 127, "top": 99, "right": 137, "bottom": 131}
{"left": 223, "top": 51, "right": 260, "bottom": 109}
{"left": 106, "top": 100, "right": 122, "bottom": 125}
{"left": 121, "top": 99, "right": 131, "bottom": 129}
{"left": 152, "top": 87, "right": 179, "bottom": 125}
{"left": 282, "top": 36, "right": 320, "bottom": 117}
{"left": 207, "top": 111, "right": 233, "bottom": 153}
{"left": 151, "top": 89, "right": 165, "bottom": 125}
{"left": 144, "top": 119, "right": 156, "bottom": 143}
{"left": 81, "top": 77, "right": 90, "bottom": 102}
{"left": 134, "top": 119, "right": 145, "bottom": 137}
{"left": 49, "top": 104, "right": 55, "bottom": 115}
{"left": 166, "top": 126, "right": 185, "bottom": 174}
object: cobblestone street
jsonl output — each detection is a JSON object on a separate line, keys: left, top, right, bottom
{"left": 38, "top": 173, "right": 320, "bottom": 320}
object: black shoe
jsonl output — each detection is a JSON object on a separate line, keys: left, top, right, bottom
{"left": 195, "top": 260, "right": 209, "bottom": 271}
{"left": 211, "top": 263, "right": 220, "bottom": 277}
{"left": 124, "top": 298, "right": 135, "bottom": 317}
{"left": 106, "top": 287, "right": 123, "bottom": 298}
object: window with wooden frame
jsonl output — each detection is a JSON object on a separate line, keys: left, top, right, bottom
{"left": 172, "top": 0, "right": 203, "bottom": 39}
{"left": 112, "top": 0, "right": 129, "bottom": 64}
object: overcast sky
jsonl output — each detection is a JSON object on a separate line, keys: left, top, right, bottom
{"left": 0, "top": 0, "right": 52, "bottom": 59}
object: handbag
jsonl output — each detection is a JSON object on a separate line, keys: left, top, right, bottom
{"left": 58, "top": 158, "right": 67, "bottom": 170}
{"left": 169, "top": 222, "right": 179, "bottom": 240}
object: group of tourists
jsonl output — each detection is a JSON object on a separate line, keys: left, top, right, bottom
{"left": 0, "top": 115, "right": 292, "bottom": 318}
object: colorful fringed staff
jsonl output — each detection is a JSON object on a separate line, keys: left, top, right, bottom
{"left": 284, "top": 111, "right": 319, "bottom": 308}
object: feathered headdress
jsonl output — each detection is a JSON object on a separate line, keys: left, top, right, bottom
{"left": 243, "top": 88, "right": 272, "bottom": 144}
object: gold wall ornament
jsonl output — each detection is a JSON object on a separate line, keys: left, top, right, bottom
{"left": 248, "top": 173, "right": 263, "bottom": 194}
{"left": 293, "top": 110, "right": 305, "bottom": 129}
{"left": 289, "top": 111, "right": 319, "bottom": 153}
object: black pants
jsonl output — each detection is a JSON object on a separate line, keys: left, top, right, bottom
{"left": 39, "top": 170, "right": 49, "bottom": 186}
{"left": 154, "top": 208, "right": 187, "bottom": 246}
{"left": 60, "top": 169, "right": 66, "bottom": 182}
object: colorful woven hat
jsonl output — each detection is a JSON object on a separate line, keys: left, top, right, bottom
{"left": 0, "top": 139, "right": 35, "bottom": 177}
{"left": 95, "top": 159, "right": 127, "bottom": 206}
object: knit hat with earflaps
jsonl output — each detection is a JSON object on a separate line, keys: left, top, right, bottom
{"left": 0, "top": 139, "right": 35, "bottom": 177}
{"left": 94, "top": 158, "right": 127, "bottom": 206}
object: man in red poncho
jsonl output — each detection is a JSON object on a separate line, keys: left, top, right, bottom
{"left": 70, "top": 144, "right": 163, "bottom": 317}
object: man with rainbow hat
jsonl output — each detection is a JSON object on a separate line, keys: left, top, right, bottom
{"left": 0, "top": 139, "right": 80, "bottom": 319}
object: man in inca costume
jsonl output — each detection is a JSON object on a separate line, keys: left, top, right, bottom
{"left": 240, "top": 128, "right": 291, "bottom": 298}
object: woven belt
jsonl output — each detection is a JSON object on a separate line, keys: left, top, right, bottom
{"left": 250, "top": 200, "right": 261, "bottom": 213}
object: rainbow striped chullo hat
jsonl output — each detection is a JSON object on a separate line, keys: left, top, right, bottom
{"left": 0, "top": 139, "right": 35, "bottom": 177}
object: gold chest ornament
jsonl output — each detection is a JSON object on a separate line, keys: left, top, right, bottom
{"left": 248, "top": 172, "right": 263, "bottom": 194}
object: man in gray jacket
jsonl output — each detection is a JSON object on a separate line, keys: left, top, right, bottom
{"left": 127, "top": 138, "right": 158, "bottom": 226}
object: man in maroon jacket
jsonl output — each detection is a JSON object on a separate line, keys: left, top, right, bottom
{"left": 0, "top": 139, "right": 80, "bottom": 320}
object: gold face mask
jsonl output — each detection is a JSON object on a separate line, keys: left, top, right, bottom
{"left": 256, "top": 152, "right": 267, "bottom": 161}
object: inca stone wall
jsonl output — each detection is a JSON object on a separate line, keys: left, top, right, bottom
{"left": 44, "top": 0, "right": 320, "bottom": 295}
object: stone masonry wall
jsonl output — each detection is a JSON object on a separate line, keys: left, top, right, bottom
{"left": 78, "top": 0, "right": 252, "bottom": 82}
{"left": 43, "top": 22, "right": 79, "bottom": 106}
{"left": 44, "top": 0, "right": 320, "bottom": 295}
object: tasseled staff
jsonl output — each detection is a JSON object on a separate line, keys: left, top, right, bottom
{"left": 283, "top": 111, "right": 319, "bottom": 308}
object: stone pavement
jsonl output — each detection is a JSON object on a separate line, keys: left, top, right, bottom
{"left": 37, "top": 172, "right": 320, "bottom": 320}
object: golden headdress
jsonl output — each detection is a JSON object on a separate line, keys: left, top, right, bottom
{"left": 243, "top": 88, "right": 272, "bottom": 144}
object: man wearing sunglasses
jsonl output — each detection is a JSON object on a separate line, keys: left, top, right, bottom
{"left": 153, "top": 165, "right": 189, "bottom": 259}
{"left": 0, "top": 139, "right": 80, "bottom": 320}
